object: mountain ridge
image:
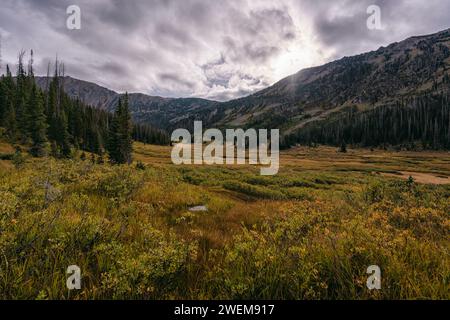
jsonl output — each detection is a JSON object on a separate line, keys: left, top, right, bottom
{"left": 34, "top": 76, "right": 220, "bottom": 130}
{"left": 35, "top": 28, "right": 450, "bottom": 138}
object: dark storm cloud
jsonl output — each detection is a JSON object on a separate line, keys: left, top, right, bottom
{"left": 298, "top": 0, "right": 450, "bottom": 58}
{"left": 158, "top": 73, "right": 196, "bottom": 90}
{"left": 308, "top": 0, "right": 402, "bottom": 56}
{"left": 0, "top": 0, "right": 449, "bottom": 101}
{"left": 96, "top": 61, "right": 129, "bottom": 77}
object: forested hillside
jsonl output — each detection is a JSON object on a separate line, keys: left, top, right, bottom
{"left": 226, "top": 29, "right": 450, "bottom": 150}
{"left": 29, "top": 29, "right": 450, "bottom": 151}
{"left": 0, "top": 51, "right": 169, "bottom": 159}
{"left": 282, "top": 92, "right": 450, "bottom": 149}
{"left": 34, "top": 76, "right": 219, "bottom": 132}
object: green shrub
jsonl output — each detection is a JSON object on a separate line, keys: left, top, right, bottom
{"left": 98, "top": 228, "right": 194, "bottom": 299}
{"left": 135, "top": 161, "right": 146, "bottom": 170}
{"left": 12, "top": 149, "right": 25, "bottom": 168}
{"left": 223, "top": 181, "right": 286, "bottom": 200}
{"left": 92, "top": 167, "right": 143, "bottom": 199}
{"left": 0, "top": 153, "right": 14, "bottom": 160}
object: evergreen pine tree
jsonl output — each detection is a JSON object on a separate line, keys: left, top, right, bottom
{"left": 107, "top": 94, "right": 133, "bottom": 164}
{"left": 56, "top": 109, "right": 72, "bottom": 157}
{"left": 0, "top": 79, "right": 4, "bottom": 124}
{"left": 4, "top": 100, "right": 17, "bottom": 140}
{"left": 107, "top": 99, "right": 121, "bottom": 164}
{"left": 15, "top": 51, "right": 29, "bottom": 141}
{"left": 2, "top": 65, "right": 17, "bottom": 140}
{"left": 27, "top": 84, "right": 48, "bottom": 157}
{"left": 119, "top": 93, "right": 133, "bottom": 164}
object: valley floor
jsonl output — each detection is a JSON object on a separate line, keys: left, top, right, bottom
{"left": 0, "top": 142, "right": 449, "bottom": 299}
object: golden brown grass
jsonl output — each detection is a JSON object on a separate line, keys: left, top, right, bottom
{"left": 0, "top": 141, "right": 448, "bottom": 299}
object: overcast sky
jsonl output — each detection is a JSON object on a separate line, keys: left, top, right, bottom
{"left": 0, "top": 0, "right": 449, "bottom": 101}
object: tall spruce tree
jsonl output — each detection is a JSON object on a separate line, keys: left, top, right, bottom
{"left": 56, "top": 108, "right": 72, "bottom": 157}
{"left": 119, "top": 93, "right": 133, "bottom": 164}
{"left": 15, "top": 51, "right": 30, "bottom": 142}
{"left": 107, "top": 94, "right": 133, "bottom": 164}
{"left": 107, "top": 98, "right": 121, "bottom": 163}
{"left": 0, "top": 78, "right": 5, "bottom": 127}
{"left": 2, "top": 65, "right": 17, "bottom": 140}
{"left": 27, "top": 84, "right": 48, "bottom": 157}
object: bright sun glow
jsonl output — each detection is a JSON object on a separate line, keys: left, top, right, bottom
{"left": 270, "top": 38, "right": 327, "bottom": 81}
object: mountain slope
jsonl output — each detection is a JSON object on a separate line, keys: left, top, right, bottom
{"left": 37, "top": 28, "right": 450, "bottom": 142}
{"left": 35, "top": 76, "right": 219, "bottom": 130}
{"left": 206, "top": 28, "right": 450, "bottom": 133}
{"left": 35, "top": 76, "right": 117, "bottom": 110}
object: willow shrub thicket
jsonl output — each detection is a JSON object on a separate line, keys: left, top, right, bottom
{"left": 0, "top": 155, "right": 449, "bottom": 299}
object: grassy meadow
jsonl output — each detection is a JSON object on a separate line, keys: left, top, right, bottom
{"left": 0, "top": 141, "right": 449, "bottom": 299}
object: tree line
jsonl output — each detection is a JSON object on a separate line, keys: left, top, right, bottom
{"left": 282, "top": 92, "right": 450, "bottom": 150}
{"left": 0, "top": 51, "right": 169, "bottom": 163}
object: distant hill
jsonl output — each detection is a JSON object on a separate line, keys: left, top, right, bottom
{"left": 34, "top": 76, "right": 219, "bottom": 131}
{"left": 204, "top": 28, "right": 450, "bottom": 132}
{"left": 36, "top": 28, "right": 450, "bottom": 148}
